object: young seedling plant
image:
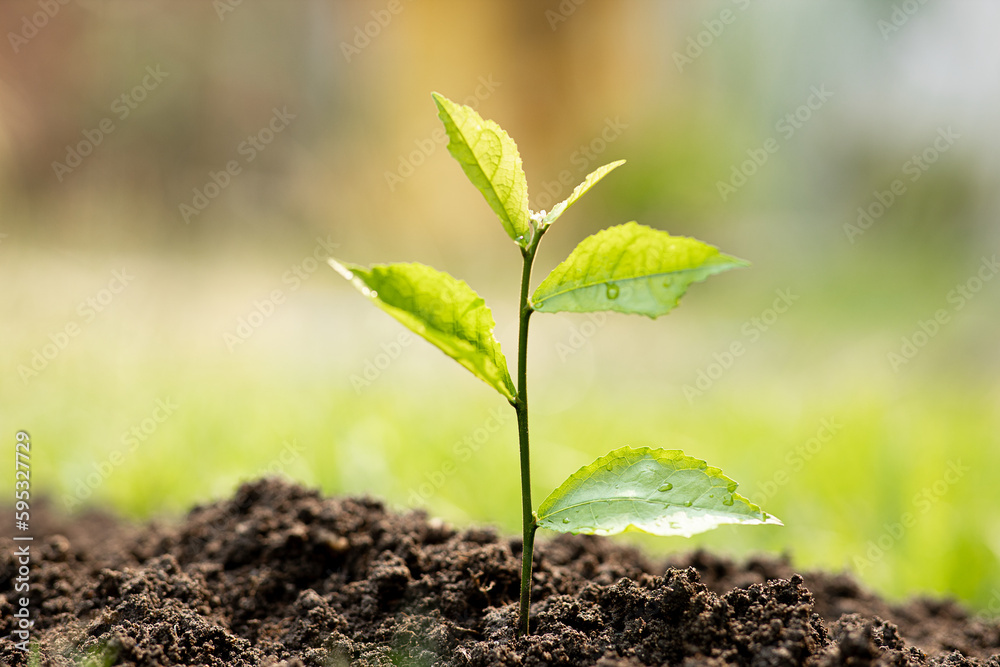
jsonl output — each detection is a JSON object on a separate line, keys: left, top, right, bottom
{"left": 330, "top": 93, "right": 781, "bottom": 636}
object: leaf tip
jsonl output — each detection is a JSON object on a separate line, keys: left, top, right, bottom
{"left": 327, "top": 257, "right": 353, "bottom": 280}
{"left": 328, "top": 258, "right": 378, "bottom": 299}
{"left": 761, "top": 512, "right": 783, "bottom": 527}
{"left": 726, "top": 254, "right": 752, "bottom": 269}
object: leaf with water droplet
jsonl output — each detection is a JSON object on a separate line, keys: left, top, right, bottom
{"left": 329, "top": 259, "right": 516, "bottom": 401}
{"left": 540, "top": 160, "right": 625, "bottom": 228}
{"left": 536, "top": 446, "right": 782, "bottom": 537}
{"left": 432, "top": 93, "right": 531, "bottom": 246}
{"left": 531, "top": 222, "right": 748, "bottom": 318}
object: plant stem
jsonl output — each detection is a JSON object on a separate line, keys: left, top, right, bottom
{"left": 516, "top": 230, "right": 544, "bottom": 636}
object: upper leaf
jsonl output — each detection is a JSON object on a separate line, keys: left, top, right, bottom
{"left": 540, "top": 160, "right": 625, "bottom": 228}
{"left": 329, "top": 259, "right": 516, "bottom": 402}
{"left": 536, "top": 446, "right": 782, "bottom": 537}
{"left": 433, "top": 92, "right": 531, "bottom": 246}
{"left": 531, "top": 222, "right": 748, "bottom": 318}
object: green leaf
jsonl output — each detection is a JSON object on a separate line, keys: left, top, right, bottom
{"left": 540, "top": 160, "right": 625, "bottom": 228}
{"left": 531, "top": 221, "right": 748, "bottom": 318}
{"left": 432, "top": 92, "right": 531, "bottom": 246}
{"left": 536, "top": 446, "right": 781, "bottom": 537}
{"left": 329, "top": 259, "right": 516, "bottom": 402}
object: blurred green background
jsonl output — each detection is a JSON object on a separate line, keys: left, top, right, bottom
{"left": 3, "top": 1, "right": 999, "bottom": 612}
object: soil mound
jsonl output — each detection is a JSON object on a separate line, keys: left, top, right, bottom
{"left": 2, "top": 478, "right": 998, "bottom": 666}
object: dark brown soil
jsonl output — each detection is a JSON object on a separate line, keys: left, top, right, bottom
{"left": 2, "top": 478, "right": 998, "bottom": 666}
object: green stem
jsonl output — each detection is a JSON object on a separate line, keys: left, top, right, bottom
{"left": 516, "top": 228, "right": 544, "bottom": 636}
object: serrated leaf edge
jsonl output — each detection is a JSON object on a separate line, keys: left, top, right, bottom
{"left": 530, "top": 222, "right": 749, "bottom": 317}
{"left": 536, "top": 445, "right": 782, "bottom": 535}
{"left": 540, "top": 160, "right": 626, "bottom": 228}
{"left": 432, "top": 92, "right": 531, "bottom": 246}
{"left": 329, "top": 258, "right": 517, "bottom": 401}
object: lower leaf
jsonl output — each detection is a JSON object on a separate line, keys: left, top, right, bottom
{"left": 536, "top": 446, "right": 781, "bottom": 537}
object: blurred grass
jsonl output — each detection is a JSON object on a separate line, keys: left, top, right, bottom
{"left": 4, "top": 248, "right": 998, "bottom": 613}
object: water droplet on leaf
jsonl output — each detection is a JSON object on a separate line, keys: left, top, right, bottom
{"left": 658, "top": 483, "right": 673, "bottom": 492}
{"left": 606, "top": 283, "right": 619, "bottom": 300}
{"left": 684, "top": 501, "right": 693, "bottom": 507}
{"left": 727, "top": 482, "right": 737, "bottom": 493}
{"left": 605, "top": 463, "right": 614, "bottom": 471}
{"left": 722, "top": 495, "right": 734, "bottom": 506}
{"left": 562, "top": 518, "right": 570, "bottom": 524}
